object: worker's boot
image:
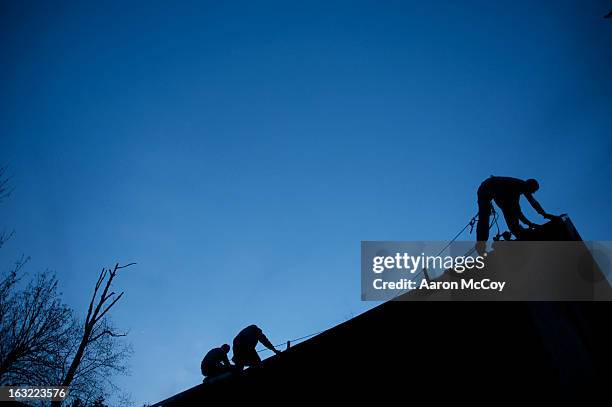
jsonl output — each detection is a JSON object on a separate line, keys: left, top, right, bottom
{"left": 476, "top": 241, "right": 487, "bottom": 256}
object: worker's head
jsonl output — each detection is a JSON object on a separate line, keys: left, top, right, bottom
{"left": 221, "top": 344, "right": 230, "bottom": 353}
{"left": 525, "top": 178, "right": 539, "bottom": 193}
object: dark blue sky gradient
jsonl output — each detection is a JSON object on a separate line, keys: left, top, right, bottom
{"left": 1, "top": 1, "right": 611, "bottom": 404}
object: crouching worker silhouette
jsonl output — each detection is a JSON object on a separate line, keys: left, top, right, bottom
{"left": 232, "top": 325, "right": 281, "bottom": 371}
{"left": 201, "top": 344, "right": 234, "bottom": 380}
{"left": 477, "top": 176, "right": 556, "bottom": 246}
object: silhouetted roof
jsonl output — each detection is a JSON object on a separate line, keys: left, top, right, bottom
{"left": 152, "top": 216, "right": 608, "bottom": 405}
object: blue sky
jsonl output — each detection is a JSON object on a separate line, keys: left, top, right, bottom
{"left": 1, "top": 1, "right": 611, "bottom": 404}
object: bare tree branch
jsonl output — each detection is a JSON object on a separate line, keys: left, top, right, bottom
{"left": 1, "top": 171, "right": 133, "bottom": 404}
{"left": 0, "top": 166, "right": 14, "bottom": 204}
{"left": 116, "top": 262, "right": 137, "bottom": 270}
{"left": 94, "top": 292, "right": 124, "bottom": 325}
{"left": 89, "top": 329, "right": 127, "bottom": 344}
{"left": 55, "top": 261, "right": 134, "bottom": 406}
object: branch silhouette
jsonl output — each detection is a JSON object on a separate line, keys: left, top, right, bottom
{"left": 53, "top": 262, "right": 135, "bottom": 406}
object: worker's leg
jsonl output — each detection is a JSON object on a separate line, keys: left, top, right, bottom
{"left": 242, "top": 349, "right": 262, "bottom": 368}
{"left": 231, "top": 355, "right": 245, "bottom": 371}
{"left": 476, "top": 198, "right": 492, "bottom": 242}
{"left": 500, "top": 207, "right": 525, "bottom": 239}
{"left": 232, "top": 348, "right": 245, "bottom": 371}
{"left": 203, "top": 364, "right": 223, "bottom": 378}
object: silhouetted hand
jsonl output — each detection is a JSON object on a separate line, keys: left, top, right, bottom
{"left": 274, "top": 349, "right": 282, "bottom": 355}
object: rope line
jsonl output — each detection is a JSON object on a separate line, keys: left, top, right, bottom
{"left": 412, "top": 208, "right": 503, "bottom": 283}
{"left": 433, "top": 212, "right": 478, "bottom": 258}
{"left": 256, "top": 330, "right": 327, "bottom": 353}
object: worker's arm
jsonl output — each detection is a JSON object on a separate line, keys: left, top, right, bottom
{"left": 524, "top": 193, "right": 553, "bottom": 219}
{"left": 221, "top": 353, "right": 231, "bottom": 367}
{"left": 259, "top": 333, "right": 281, "bottom": 355}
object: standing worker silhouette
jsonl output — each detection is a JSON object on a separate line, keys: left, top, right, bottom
{"left": 476, "top": 176, "right": 556, "bottom": 244}
{"left": 232, "top": 325, "right": 281, "bottom": 371}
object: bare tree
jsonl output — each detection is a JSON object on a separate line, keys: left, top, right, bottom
{"left": 0, "top": 167, "right": 74, "bottom": 385}
{"left": 0, "top": 263, "right": 74, "bottom": 385}
{"left": 1, "top": 167, "right": 133, "bottom": 405}
{"left": 53, "top": 263, "right": 135, "bottom": 406}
